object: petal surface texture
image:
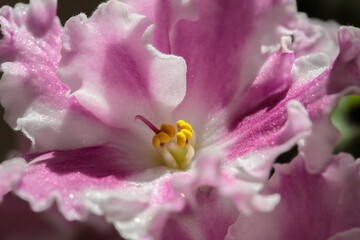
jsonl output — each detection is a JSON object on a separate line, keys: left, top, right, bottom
{"left": 226, "top": 154, "right": 360, "bottom": 240}
{"left": 0, "top": 0, "right": 113, "bottom": 151}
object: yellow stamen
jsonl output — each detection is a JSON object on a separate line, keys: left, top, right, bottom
{"left": 137, "top": 116, "right": 195, "bottom": 169}
{"left": 161, "top": 124, "right": 176, "bottom": 138}
{"left": 158, "top": 132, "right": 170, "bottom": 143}
{"left": 177, "top": 132, "right": 186, "bottom": 148}
{"left": 177, "top": 120, "right": 185, "bottom": 131}
{"left": 181, "top": 129, "right": 192, "bottom": 141}
{"left": 177, "top": 120, "right": 193, "bottom": 133}
{"left": 152, "top": 135, "right": 160, "bottom": 148}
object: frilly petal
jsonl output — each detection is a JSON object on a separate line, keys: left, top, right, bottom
{"left": 225, "top": 154, "right": 360, "bottom": 240}
{"left": 0, "top": 0, "right": 113, "bottom": 151}
{"left": 14, "top": 145, "right": 154, "bottom": 221}
{"left": 82, "top": 150, "right": 279, "bottom": 240}
{"left": 58, "top": 0, "right": 187, "bottom": 128}
{"left": 0, "top": 157, "right": 26, "bottom": 203}
{"left": 294, "top": 13, "right": 340, "bottom": 61}
{"left": 228, "top": 25, "right": 360, "bottom": 174}
{"left": 297, "top": 26, "right": 360, "bottom": 173}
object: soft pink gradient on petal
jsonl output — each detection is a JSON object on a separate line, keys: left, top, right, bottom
{"left": 0, "top": 157, "right": 25, "bottom": 203}
{"left": 173, "top": 0, "right": 297, "bottom": 130}
{"left": 16, "top": 146, "right": 145, "bottom": 221}
{"left": 58, "top": 0, "right": 187, "bottom": 128}
{"left": 226, "top": 154, "right": 360, "bottom": 240}
{"left": 0, "top": 0, "right": 114, "bottom": 151}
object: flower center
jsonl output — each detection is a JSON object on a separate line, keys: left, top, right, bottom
{"left": 135, "top": 115, "right": 195, "bottom": 170}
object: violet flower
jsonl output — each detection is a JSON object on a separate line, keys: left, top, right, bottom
{"left": 0, "top": 0, "right": 359, "bottom": 239}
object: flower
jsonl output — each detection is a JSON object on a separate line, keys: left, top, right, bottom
{"left": 0, "top": 0, "right": 360, "bottom": 239}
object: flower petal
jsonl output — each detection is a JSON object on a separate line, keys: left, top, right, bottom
{"left": 294, "top": 13, "right": 340, "bottom": 61}
{"left": 0, "top": 0, "right": 113, "bottom": 151}
{"left": 0, "top": 158, "right": 26, "bottom": 203}
{"left": 225, "top": 154, "right": 360, "bottom": 240}
{"left": 58, "top": 0, "right": 187, "bottom": 128}
{"left": 226, "top": 99, "right": 312, "bottom": 179}
{"left": 297, "top": 26, "right": 360, "bottom": 173}
{"left": 123, "top": 0, "right": 198, "bottom": 54}
{"left": 173, "top": 0, "right": 297, "bottom": 126}
{"left": 227, "top": 26, "right": 360, "bottom": 174}
{"left": 15, "top": 145, "right": 154, "bottom": 221}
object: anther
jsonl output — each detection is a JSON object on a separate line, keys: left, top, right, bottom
{"left": 177, "top": 132, "right": 187, "bottom": 148}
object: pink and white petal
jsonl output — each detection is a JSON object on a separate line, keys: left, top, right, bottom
{"left": 227, "top": 50, "right": 295, "bottom": 132}
{"left": 58, "top": 0, "right": 186, "bottom": 128}
{"left": 176, "top": 151, "right": 281, "bottom": 214}
{"left": 0, "top": 0, "right": 113, "bottom": 151}
{"left": 0, "top": 157, "right": 26, "bottom": 203}
{"left": 294, "top": 13, "right": 340, "bottom": 61}
{"left": 82, "top": 169, "right": 184, "bottom": 240}
{"left": 227, "top": 25, "right": 360, "bottom": 174}
{"left": 173, "top": 0, "right": 297, "bottom": 128}
{"left": 157, "top": 152, "right": 279, "bottom": 240}
{"left": 122, "top": 0, "right": 198, "bottom": 54}
{"left": 296, "top": 26, "right": 360, "bottom": 172}
{"left": 82, "top": 151, "right": 279, "bottom": 240}
{"left": 15, "top": 144, "right": 159, "bottom": 221}
{"left": 225, "top": 154, "right": 360, "bottom": 240}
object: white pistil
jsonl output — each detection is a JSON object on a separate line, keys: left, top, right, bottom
{"left": 181, "top": 144, "right": 195, "bottom": 169}
{"left": 160, "top": 145, "right": 178, "bottom": 169}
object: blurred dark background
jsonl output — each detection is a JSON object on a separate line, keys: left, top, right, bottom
{"left": 0, "top": 0, "right": 360, "bottom": 161}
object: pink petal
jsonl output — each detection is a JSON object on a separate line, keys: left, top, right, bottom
{"left": 58, "top": 0, "right": 187, "bottom": 128}
{"left": 225, "top": 99, "right": 312, "bottom": 179}
{"left": 0, "top": 158, "right": 26, "bottom": 203}
{"left": 82, "top": 150, "right": 279, "bottom": 239}
{"left": 173, "top": 0, "right": 297, "bottom": 127}
{"left": 227, "top": 26, "right": 360, "bottom": 174}
{"left": 15, "top": 145, "right": 151, "bottom": 221}
{"left": 225, "top": 154, "right": 360, "bottom": 240}
{"left": 0, "top": 0, "right": 113, "bottom": 151}
{"left": 123, "top": 0, "right": 198, "bottom": 54}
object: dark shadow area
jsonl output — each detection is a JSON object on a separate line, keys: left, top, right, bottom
{"left": 270, "top": 145, "right": 298, "bottom": 177}
{"left": 298, "top": 0, "right": 360, "bottom": 27}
